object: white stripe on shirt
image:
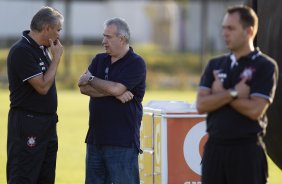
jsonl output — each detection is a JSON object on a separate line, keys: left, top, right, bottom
{"left": 23, "top": 72, "right": 43, "bottom": 82}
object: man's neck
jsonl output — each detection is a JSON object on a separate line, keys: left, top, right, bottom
{"left": 28, "top": 31, "right": 44, "bottom": 46}
{"left": 233, "top": 42, "right": 255, "bottom": 60}
{"left": 111, "top": 46, "right": 130, "bottom": 63}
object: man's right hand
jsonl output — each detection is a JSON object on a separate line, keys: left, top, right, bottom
{"left": 211, "top": 70, "right": 225, "bottom": 94}
{"left": 235, "top": 77, "right": 250, "bottom": 98}
{"left": 49, "top": 39, "right": 63, "bottom": 63}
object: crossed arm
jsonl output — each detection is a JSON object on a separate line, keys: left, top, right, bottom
{"left": 78, "top": 70, "right": 134, "bottom": 103}
{"left": 196, "top": 70, "right": 270, "bottom": 120}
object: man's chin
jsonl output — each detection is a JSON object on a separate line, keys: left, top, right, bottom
{"left": 104, "top": 49, "right": 110, "bottom": 54}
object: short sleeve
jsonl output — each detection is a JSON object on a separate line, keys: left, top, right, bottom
{"left": 88, "top": 56, "right": 97, "bottom": 75}
{"left": 250, "top": 60, "right": 278, "bottom": 103}
{"left": 10, "top": 47, "right": 42, "bottom": 82}
{"left": 199, "top": 60, "right": 214, "bottom": 90}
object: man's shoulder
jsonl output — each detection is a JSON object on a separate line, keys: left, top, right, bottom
{"left": 8, "top": 39, "right": 33, "bottom": 60}
{"left": 127, "top": 50, "right": 145, "bottom": 66}
{"left": 10, "top": 39, "right": 27, "bottom": 51}
{"left": 258, "top": 52, "right": 277, "bottom": 65}
{"left": 253, "top": 52, "right": 278, "bottom": 74}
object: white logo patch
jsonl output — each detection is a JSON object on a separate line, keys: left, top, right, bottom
{"left": 27, "top": 136, "right": 36, "bottom": 147}
{"left": 240, "top": 67, "right": 255, "bottom": 80}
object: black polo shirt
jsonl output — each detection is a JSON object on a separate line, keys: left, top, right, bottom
{"left": 85, "top": 47, "right": 146, "bottom": 149}
{"left": 7, "top": 30, "right": 57, "bottom": 114}
{"left": 199, "top": 49, "right": 278, "bottom": 140}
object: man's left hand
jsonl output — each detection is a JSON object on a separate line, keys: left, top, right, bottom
{"left": 115, "top": 91, "right": 134, "bottom": 103}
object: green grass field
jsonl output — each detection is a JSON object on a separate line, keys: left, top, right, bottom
{"left": 0, "top": 89, "right": 281, "bottom": 183}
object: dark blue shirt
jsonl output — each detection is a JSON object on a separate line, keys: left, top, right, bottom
{"left": 7, "top": 31, "right": 57, "bottom": 114}
{"left": 199, "top": 49, "right": 278, "bottom": 139}
{"left": 85, "top": 47, "right": 146, "bottom": 149}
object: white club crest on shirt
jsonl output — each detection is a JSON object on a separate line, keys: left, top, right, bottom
{"left": 240, "top": 67, "right": 255, "bottom": 80}
{"left": 27, "top": 136, "right": 36, "bottom": 147}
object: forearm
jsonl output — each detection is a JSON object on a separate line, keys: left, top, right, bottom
{"left": 79, "top": 84, "right": 109, "bottom": 97}
{"left": 196, "top": 89, "right": 233, "bottom": 114}
{"left": 230, "top": 97, "right": 269, "bottom": 120}
{"left": 42, "top": 60, "right": 59, "bottom": 88}
{"left": 88, "top": 77, "right": 127, "bottom": 96}
{"left": 28, "top": 60, "right": 59, "bottom": 95}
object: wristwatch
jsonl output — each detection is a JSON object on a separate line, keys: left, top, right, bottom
{"left": 229, "top": 89, "right": 238, "bottom": 99}
{"left": 88, "top": 75, "right": 95, "bottom": 82}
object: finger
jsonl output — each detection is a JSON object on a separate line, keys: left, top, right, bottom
{"left": 128, "top": 93, "right": 133, "bottom": 100}
{"left": 49, "top": 39, "right": 54, "bottom": 47}
{"left": 126, "top": 91, "right": 134, "bottom": 99}
{"left": 240, "top": 77, "right": 248, "bottom": 83}
{"left": 213, "top": 70, "right": 220, "bottom": 80}
{"left": 56, "top": 39, "right": 61, "bottom": 46}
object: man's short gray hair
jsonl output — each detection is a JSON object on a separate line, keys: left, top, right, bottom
{"left": 30, "top": 6, "right": 64, "bottom": 32}
{"left": 105, "top": 18, "right": 130, "bottom": 43}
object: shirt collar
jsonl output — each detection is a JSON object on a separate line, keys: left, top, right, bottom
{"left": 22, "top": 30, "right": 47, "bottom": 50}
{"left": 229, "top": 48, "right": 261, "bottom": 69}
{"left": 107, "top": 46, "right": 134, "bottom": 63}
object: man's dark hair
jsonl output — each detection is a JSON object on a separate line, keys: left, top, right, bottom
{"left": 30, "top": 6, "right": 64, "bottom": 32}
{"left": 227, "top": 5, "right": 258, "bottom": 34}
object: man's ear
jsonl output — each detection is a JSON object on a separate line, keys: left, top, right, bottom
{"left": 246, "top": 26, "right": 255, "bottom": 38}
{"left": 41, "top": 24, "right": 49, "bottom": 33}
{"left": 44, "top": 24, "right": 53, "bottom": 32}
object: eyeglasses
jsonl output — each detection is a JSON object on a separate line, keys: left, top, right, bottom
{"left": 105, "top": 67, "right": 109, "bottom": 80}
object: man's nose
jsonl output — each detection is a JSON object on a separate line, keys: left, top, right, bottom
{"left": 102, "top": 38, "right": 107, "bottom": 44}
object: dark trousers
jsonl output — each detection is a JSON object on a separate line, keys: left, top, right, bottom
{"left": 201, "top": 137, "right": 268, "bottom": 184}
{"left": 7, "top": 108, "right": 58, "bottom": 184}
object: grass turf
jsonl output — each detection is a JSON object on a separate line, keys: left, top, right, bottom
{"left": 0, "top": 89, "right": 281, "bottom": 183}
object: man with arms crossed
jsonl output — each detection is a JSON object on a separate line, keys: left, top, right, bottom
{"left": 196, "top": 5, "right": 278, "bottom": 184}
{"left": 78, "top": 18, "right": 146, "bottom": 184}
{"left": 7, "top": 6, "right": 64, "bottom": 184}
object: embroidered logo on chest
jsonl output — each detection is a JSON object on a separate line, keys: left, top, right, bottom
{"left": 27, "top": 136, "right": 37, "bottom": 147}
{"left": 240, "top": 67, "right": 255, "bottom": 80}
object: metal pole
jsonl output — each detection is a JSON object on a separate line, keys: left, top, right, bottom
{"left": 64, "top": 0, "right": 72, "bottom": 79}
{"left": 200, "top": 0, "right": 208, "bottom": 72}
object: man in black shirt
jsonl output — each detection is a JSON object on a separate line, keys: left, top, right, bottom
{"left": 196, "top": 5, "right": 278, "bottom": 184}
{"left": 78, "top": 18, "right": 146, "bottom": 184}
{"left": 6, "top": 6, "right": 64, "bottom": 184}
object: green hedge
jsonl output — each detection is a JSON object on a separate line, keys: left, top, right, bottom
{"left": 0, "top": 44, "right": 207, "bottom": 89}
